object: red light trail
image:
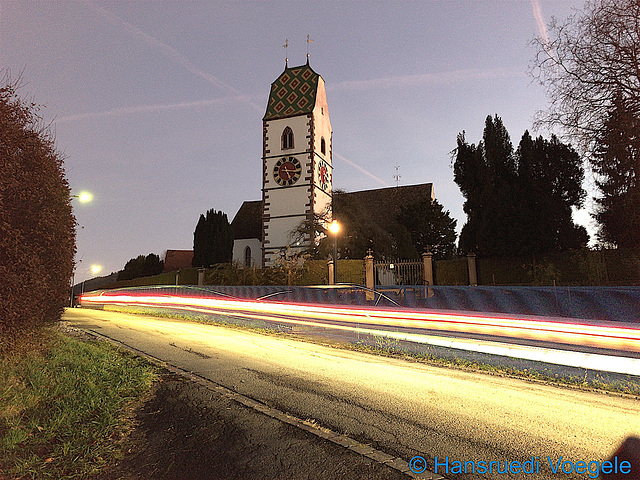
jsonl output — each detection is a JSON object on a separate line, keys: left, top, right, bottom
{"left": 80, "top": 289, "right": 640, "bottom": 375}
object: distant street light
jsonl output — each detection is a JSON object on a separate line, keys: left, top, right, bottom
{"left": 81, "top": 264, "right": 102, "bottom": 295}
{"left": 329, "top": 220, "right": 340, "bottom": 284}
{"left": 71, "top": 191, "right": 93, "bottom": 203}
{"left": 69, "top": 191, "right": 94, "bottom": 305}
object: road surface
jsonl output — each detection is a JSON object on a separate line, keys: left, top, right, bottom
{"left": 63, "top": 308, "right": 640, "bottom": 480}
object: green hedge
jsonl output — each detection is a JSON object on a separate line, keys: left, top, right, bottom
{"left": 433, "top": 258, "right": 468, "bottom": 286}
{"left": 334, "top": 259, "right": 366, "bottom": 284}
{"left": 436, "top": 248, "right": 640, "bottom": 286}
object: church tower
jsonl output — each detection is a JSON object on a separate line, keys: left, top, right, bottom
{"left": 262, "top": 61, "right": 333, "bottom": 266}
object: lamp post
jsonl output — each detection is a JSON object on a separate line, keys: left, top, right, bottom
{"left": 328, "top": 220, "right": 340, "bottom": 284}
{"left": 69, "top": 191, "right": 93, "bottom": 306}
{"left": 70, "top": 268, "right": 76, "bottom": 307}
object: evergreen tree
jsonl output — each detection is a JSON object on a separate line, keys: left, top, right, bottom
{"left": 453, "top": 115, "right": 587, "bottom": 257}
{"left": 192, "top": 209, "right": 233, "bottom": 267}
{"left": 454, "top": 115, "right": 520, "bottom": 256}
{"left": 592, "top": 93, "right": 640, "bottom": 250}
{"left": 117, "top": 253, "right": 164, "bottom": 281}
{"left": 397, "top": 200, "right": 457, "bottom": 259}
{"left": 142, "top": 253, "right": 164, "bottom": 277}
{"left": 516, "top": 132, "right": 587, "bottom": 254}
{"left": 452, "top": 132, "right": 486, "bottom": 255}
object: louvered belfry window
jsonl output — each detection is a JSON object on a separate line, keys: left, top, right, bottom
{"left": 282, "top": 127, "right": 294, "bottom": 150}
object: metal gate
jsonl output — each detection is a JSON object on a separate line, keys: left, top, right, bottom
{"left": 374, "top": 259, "right": 423, "bottom": 286}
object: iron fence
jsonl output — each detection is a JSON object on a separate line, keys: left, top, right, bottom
{"left": 374, "top": 259, "right": 423, "bottom": 286}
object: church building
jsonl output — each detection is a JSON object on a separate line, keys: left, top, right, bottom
{"left": 232, "top": 59, "right": 333, "bottom": 267}
{"left": 261, "top": 60, "right": 333, "bottom": 266}
{"left": 231, "top": 58, "right": 433, "bottom": 267}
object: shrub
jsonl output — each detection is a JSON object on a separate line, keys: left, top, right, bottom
{"left": 0, "top": 78, "right": 76, "bottom": 349}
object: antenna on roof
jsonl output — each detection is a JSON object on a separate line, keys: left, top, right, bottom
{"left": 393, "top": 163, "right": 402, "bottom": 187}
{"left": 306, "top": 35, "right": 314, "bottom": 64}
{"left": 283, "top": 39, "right": 289, "bottom": 68}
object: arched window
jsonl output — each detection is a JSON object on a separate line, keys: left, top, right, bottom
{"left": 282, "top": 127, "right": 294, "bottom": 150}
{"left": 321, "top": 137, "right": 326, "bottom": 155}
{"left": 244, "top": 246, "right": 252, "bottom": 267}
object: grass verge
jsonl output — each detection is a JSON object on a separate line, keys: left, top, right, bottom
{"left": 0, "top": 329, "right": 156, "bottom": 479}
{"left": 345, "top": 338, "right": 640, "bottom": 397}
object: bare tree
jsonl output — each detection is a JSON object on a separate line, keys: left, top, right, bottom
{"left": 530, "top": 0, "right": 640, "bottom": 152}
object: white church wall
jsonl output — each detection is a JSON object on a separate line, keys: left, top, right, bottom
{"left": 312, "top": 78, "right": 332, "bottom": 161}
{"left": 266, "top": 186, "right": 311, "bottom": 217}
{"left": 264, "top": 215, "right": 307, "bottom": 250}
{"left": 232, "top": 238, "right": 262, "bottom": 268}
{"left": 264, "top": 116, "right": 310, "bottom": 157}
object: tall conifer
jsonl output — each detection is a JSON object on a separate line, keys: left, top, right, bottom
{"left": 592, "top": 94, "right": 640, "bottom": 250}
{"left": 192, "top": 209, "right": 233, "bottom": 267}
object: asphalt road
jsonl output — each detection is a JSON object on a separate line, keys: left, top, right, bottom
{"left": 63, "top": 308, "right": 640, "bottom": 480}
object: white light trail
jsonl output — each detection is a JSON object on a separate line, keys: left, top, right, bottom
{"left": 80, "top": 290, "right": 640, "bottom": 375}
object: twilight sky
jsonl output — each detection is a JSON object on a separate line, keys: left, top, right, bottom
{"left": 1, "top": 0, "right": 587, "bottom": 279}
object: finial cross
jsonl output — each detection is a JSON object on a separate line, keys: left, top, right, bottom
{"left": 393, "top": 162, "right": 402, "bottom": 187}
{"left": 283, "top": 38, "right": 289, "bottom": 66}
{"left": 306, "top": 34, "right": 314, "bottom": 60}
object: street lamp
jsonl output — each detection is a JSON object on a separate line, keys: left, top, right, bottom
{"left": 69, "top": 192, "right": 94, "bottom": 306}
{"left": 328, "top": 220, "right": 340, "bottom": 284}
{"left": 71, "top": 191, "right": 93, "bottom": 203}
{"left": 81, "top": 264, "right": 102, "bottom": 295}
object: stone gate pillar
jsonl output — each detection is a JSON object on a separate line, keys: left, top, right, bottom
{"left": 422, "top": 251, "right": 433, "bottom": 286}
{"left": 365, "top": 250, "right": 374, "bottom": 300}
{"left": 467, "top": 253, "right": 478, "bottom": 286}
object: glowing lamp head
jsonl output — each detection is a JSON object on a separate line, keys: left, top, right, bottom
{"left": 77, "top": 191, "right": 93, "bottom": 203}
{"left": 90, "top": 265, "right": 102, "bottom": 275}
{"left": 329, "top": 220, "right": 340, "bottom": 235}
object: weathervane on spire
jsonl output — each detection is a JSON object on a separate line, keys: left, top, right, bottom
{"left": 394, "top": 162, "right": 402, "bottom": 187}
{"left": 306, "top": 34, "right": 314, "bottom": 63}
{"left": 283, "top": 38, "right": 289, "bottom": 67}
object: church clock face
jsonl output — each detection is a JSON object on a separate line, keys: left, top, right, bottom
{"left": 273, "top": 157, "right": 302, "bottom": 186}
{"left": 317, "top": 159, "right": 330, "bottom": 191}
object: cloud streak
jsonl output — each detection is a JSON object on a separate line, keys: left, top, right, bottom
{"left": 334, "top": 153, "right": 388, "bottom": 187}
{"left": 530, "top": 0, "right": 550, "bottom": 45}
{"left": 56, "top": 96, "right": 260, "bottom": 124}
{"left": 84, "top": 1, "right": 263, "bottom": 114}
{"left": 530, "top": 0, "right": 558, "bottom": 64}
{"left": 328, "top": 67, "right": 523, "bottom": 93}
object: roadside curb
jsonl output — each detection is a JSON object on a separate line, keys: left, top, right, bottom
{"left": 68, "top": 323, "right": 445, "bottom": 480}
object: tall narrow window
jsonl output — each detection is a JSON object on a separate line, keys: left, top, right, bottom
{"left": 244, "top": 246, "right": 252, "bottom": 267}
{"left": 282, "top": 127, "right": 294, "bottom": 150}
{"left": 321, "top": 137, "right": 326, "bottom": 155}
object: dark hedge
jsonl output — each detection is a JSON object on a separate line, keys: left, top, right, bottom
{"left": 0, "top": 80, "right": 76, "bottom": 349}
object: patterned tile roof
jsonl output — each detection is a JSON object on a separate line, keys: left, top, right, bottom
{"left": 263, "top": 63, "right": 319, "bottom": 121}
